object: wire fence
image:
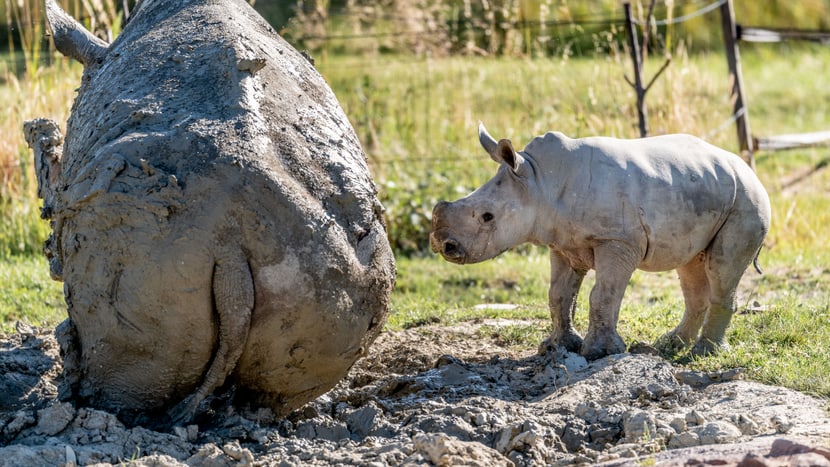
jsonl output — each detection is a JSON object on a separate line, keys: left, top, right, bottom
{"left": 3, "top": 0, "right": 830, "bottom": 157}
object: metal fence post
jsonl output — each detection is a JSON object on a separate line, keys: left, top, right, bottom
{"left": 719, "top": 0, "right": 755, "bottom": 168}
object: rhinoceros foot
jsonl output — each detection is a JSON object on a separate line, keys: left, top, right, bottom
{"left": 654, "top": 332, "right": 694, "bottom": 355}
{"left": 691, "top": 338, "right": 730, "bottom": 358}
{"left": 537, "top": 331, "right": 583, "bottom": 355}
{"left": 580, "top": 330, "right": 626, "bottom": 360}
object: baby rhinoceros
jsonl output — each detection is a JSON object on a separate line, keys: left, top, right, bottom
{"left": 431, "top": 124, "right": 770, "bottom": 359}
{"left": 26, "top": 0, "right": 394, "bottom": 425}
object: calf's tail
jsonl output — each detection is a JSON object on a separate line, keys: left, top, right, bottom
{"left": 752, "top": 245, "right": 764, "bottom": 275}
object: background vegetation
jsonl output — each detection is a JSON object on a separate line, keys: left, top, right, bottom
{"left": 1, "top": 1, "right": 829, "bottom": 399}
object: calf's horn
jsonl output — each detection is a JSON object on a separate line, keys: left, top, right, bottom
{"left": 478, "top": 122, "right": 500, "bottom": 160}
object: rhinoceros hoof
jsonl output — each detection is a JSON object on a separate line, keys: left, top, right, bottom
{"left": 537, "top": 331, "right": 583, "bottom": 355}
{"left": 691, "top": 338, "right": 730, "bottom": 357}
{"left": 654, "top": 332, "right": 694, "bottom": 355}
{"left": 580, "top": 331, "right": 626, "bottom": 360}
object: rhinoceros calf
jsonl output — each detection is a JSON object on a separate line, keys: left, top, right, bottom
{"left": 27, "top": 0, "right": 394, "bottom": 424}
{"left": 431, "top": 124, "right": 770, "bottom": 359}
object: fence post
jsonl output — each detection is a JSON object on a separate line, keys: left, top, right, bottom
{"left": 623, "top": 2, "right": 648, "bottom": 138}
{"left": 719, "top": 0, "right": 754, "bottom": 168}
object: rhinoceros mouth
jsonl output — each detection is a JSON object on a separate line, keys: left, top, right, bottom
{"left": 441, "top": 251, "right": 466, "bottom": 264}
{"left": 430, "top": 232, "right": 467, "bottom": 264}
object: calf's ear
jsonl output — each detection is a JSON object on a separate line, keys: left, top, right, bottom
{"left": 478, "top": 122, "right": 525, "bottom": 173}
{"left": 496, "top": 139, "right": 523, "bottom": 173}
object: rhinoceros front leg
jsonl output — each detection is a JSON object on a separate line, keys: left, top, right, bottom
{"left": 538, "top": 250, "right": 586, "bottom": 354}
{"left": 581, "top": 243, "right": 639, "bottom": 360}
{"left": 169, "top": 250, "right": 254, "bottom": 425}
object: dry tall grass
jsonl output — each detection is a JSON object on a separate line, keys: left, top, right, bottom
{"left": 1, "top": 64, "right": 80, "bottom": 199}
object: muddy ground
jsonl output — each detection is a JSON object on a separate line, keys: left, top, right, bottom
{"left": 1, "top": 320, "right": 829, "bottom": 466}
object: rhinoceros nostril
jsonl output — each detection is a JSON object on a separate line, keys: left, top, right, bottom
{"left": 443, "top": 239, "right": 459, "bottom": 255}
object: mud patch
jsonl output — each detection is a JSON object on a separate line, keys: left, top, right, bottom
{"left": 1, "top": 322, "right": 828, "bottom": 466}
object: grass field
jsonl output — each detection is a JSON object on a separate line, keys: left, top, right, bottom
{"left": 1, "top": 44, "right": 829, "bottom": 398}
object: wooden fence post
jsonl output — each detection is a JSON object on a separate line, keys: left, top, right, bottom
{"left": 719, "top": 0, "right": 755, "bottom": 168}
{"left": 624, "top": 2, "right": 648, "bottom": 138}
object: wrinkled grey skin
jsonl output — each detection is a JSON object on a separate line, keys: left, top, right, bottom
{"left": 431, "top": 124, "right": 770, "bottom": 360}
{"left": 26, "top": 0, "right": 395, "bottom": 426}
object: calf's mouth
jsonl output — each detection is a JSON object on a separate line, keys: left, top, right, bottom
{"left": 429, "top": 232, "right": 467, "bottom": 264}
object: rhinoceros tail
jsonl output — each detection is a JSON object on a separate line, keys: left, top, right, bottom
{"left": 752, "top": 246, "right": 764, "bottom": 275}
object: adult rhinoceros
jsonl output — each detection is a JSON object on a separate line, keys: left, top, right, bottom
{"left": 26, "top": 0, "right": 394, "bottom": 425}
{"left": 431, "top": 124, "right": 770, "bottom": 360}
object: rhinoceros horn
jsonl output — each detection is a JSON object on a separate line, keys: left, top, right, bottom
{"left": 478, "top": 122, "right": 522, "bottom": 172}
{"left": 478, "top": 122, "right": 499, "bottom": 159}
{"left": 45, "top": 0, "right": 109, "bottom": 66}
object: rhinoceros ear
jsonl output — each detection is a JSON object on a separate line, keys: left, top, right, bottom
{"left": 46, "top": 0, "right": 109, "bottom": 66}
{"left": 479, "top": 123, "right": 524, "bottom": 173}
{"left": 495, "top": 138, "right": 523, "bottom": 173}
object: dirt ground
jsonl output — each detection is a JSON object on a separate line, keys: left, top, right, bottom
{"left": 1, "top": 320, "right": 829, "bottom": 466}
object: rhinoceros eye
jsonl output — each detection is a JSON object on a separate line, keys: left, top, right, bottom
{"left": 482, "top": 212, "right": 494, "bottom": 222}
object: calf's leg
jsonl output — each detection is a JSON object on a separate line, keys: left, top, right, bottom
{"left": 538, "top": 250, "right": 586, "bottom": 354}
{"left": 658, "top": 253, "right": 709, "bottom": 350}
{"left": 693, "top": 218, "right": 765, "bottom": 356}
{"left": 581, "top": 243, "right": 638, "bottom": 360}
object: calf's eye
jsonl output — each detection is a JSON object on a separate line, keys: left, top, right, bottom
{"left": 482, "top": 212, "right": 494, "bottom": 222}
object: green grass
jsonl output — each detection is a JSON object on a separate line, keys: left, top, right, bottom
{"left": 0, "top": 255, "right": 64, "bottom": 333}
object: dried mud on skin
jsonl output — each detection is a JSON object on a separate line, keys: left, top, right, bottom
{"left": 1, "top": 321, "right": 829, "bottom": 467}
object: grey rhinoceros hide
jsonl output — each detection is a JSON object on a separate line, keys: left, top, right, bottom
{"left": 25, "top": 0, "right": 395, "bottom": 425}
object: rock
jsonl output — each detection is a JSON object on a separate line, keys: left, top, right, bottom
{"left": 622, "top": 409, "right": 657, "bottom": 443}
{"left": 668, "top": 430, "right": 701, "bottom": 449}
{"left": 222, "top": 440, "right": 254, "bottom": 465}
{"left": 687, "top": 409, "right": 707, "bottom": 426}
{"left": 129, "top": 454, "right": 186, "bottom": 467}
{"left": 413, "top": 433, "right": 512, "bottom": 467}
{"left": 185, "top": 444, "right": 231, "bottom": 467}
{"left": 34, "top": 402, "right": 75, "bottom": 436}
{"left": 697, "top": 420, "right": 742, "bottom": 445}
{"left": 669, "top": 416, "right": 687, "bottom": 433}
{"left": 0, "top": 445, "right": 66, "bottom": 467}
{"left": 732, "top": 413, "right": 762, "bottom": 435}
{"left": 345, "top": 403, "right": 380, "bottom": 439}
{"left": 3, "top": 410, "right": 35, "bottom": 438}
{"left": 563, "top": 352, "right": 588, "bottom": 373}
{"left": 773, "top": 414, "right": 794, "bottom": 434}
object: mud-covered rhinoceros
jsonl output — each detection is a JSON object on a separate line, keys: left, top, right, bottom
{"left": 431, "top": 124, "right": 770, "bottom": 360}
{"left": 25, "top": 0, "right": 395, "bottom": 425}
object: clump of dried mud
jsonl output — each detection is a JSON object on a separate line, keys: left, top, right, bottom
{"left": 1, "top": 320, "right": 829, "bottom": 466}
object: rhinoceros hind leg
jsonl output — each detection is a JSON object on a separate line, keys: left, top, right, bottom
{"left": 657, "top": 254, "right": 709, "bottom": 353}
{"left": 691, "top": 217, "right": 765, "bottom": 357}
{"left": 169, "top": 250, "right": 254, "bottom": 425}
{"left": 539, "top": 251, "right": 586, "bottom": 355}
